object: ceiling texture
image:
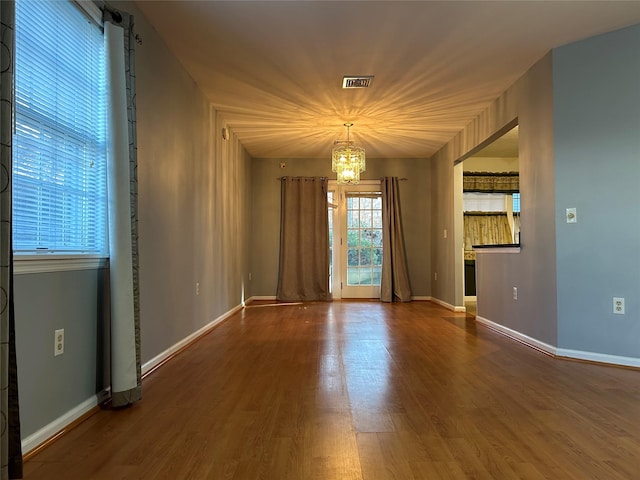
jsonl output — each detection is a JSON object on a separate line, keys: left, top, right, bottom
{"left": 135, "top": 1, "right": 640, "bottom": 160}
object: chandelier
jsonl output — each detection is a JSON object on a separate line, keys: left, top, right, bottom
{"left": 332, "top": 123, "right": 366, "bottom": 184}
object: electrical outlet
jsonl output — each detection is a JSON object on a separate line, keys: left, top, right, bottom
{"left": 613, "top": 297, "right": 625, "bottom": 315}
{"left": 513, "top": 287, "right": 518, "bottom": 300}
{"left": 195, "top": 282, "right": 200, "bottom": 296}
{"left": 443, "top": 229, "right": 448, "bottom": 239}
{"left": 54, "top": 329, "right": 64, "bottom": 356}
{"left": 434, "top": 272, "right": 438, "bottom": 281}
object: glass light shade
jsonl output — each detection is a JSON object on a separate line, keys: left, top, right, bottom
{"left": 331, "top": 144, "right": 366, "bottom": 184}
{"left": 335, "top": 164, "right": 358, "bottom": 184}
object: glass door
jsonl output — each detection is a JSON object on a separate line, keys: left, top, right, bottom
{"left": 337, "top": 183, "right": 382, "bottom": 298}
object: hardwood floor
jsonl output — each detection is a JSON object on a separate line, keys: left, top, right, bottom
{"left": 24, "top": 301, "right": 639, "bottom": 479}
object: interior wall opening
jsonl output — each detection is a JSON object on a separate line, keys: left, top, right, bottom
{"left": 454, "top": 124, "right": 520, "bottom": 314}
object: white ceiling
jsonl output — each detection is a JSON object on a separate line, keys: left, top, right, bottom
{"left": 135, "top": 1, "right": 640, "bottom": 159}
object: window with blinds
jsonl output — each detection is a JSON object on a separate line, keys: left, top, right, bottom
{"left": 13, "top": 0, "right": 107, "bottom": 255}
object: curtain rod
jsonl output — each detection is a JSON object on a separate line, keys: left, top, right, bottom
{"left": 276, "top": 176, "right": 329, "bottom": 180}
{"left": 276, "top": 177, "right": 408, "bottom": 181}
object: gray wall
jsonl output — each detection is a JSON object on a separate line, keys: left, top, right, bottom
{"left": 432, "top": 52, "right": 559, "bottom": 345}
{"left": 15, "top": 269, "right": 107, "bottom": 438}
{"left": 16, "top": 0, "right": 252, "bottom": 440}
{"left": 434, "top": 24, "right": 640, "bottom": 361}
{"left": 553, "top": 25, "right": 640, "bottom": 357}
{"left": 250, "top": 157, "right": 431, "bottom": 297}
{"left": 134, "top": 2, "right": 252, "bottom": 364}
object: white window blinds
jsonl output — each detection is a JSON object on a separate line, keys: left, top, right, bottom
{"left": 13, "top": 0, "right": 107, "bottom": 255}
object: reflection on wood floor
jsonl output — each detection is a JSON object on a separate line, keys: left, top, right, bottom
{"left": 24, "top": 301, "right": 639, "bottom": 480}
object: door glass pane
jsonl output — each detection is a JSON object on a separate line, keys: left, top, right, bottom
{"left": 348, "top": 248, "right": 359, "bottom": 266}
{"left": 347, "top": 267, "right": 359, "bottom": 284}
{"left": 373, "top": 248, "right": 383, "bottom": 266}
{"left": 372, "top": 267, "right": 382, "bottom": 285}
{"left": 347, "top": 209, "right": 359, "bottom": 228}
{"left": 373, "top": 210, "right": 382, "bottom": 228}
{"left": 345, "top": 191, "right": 383, "bottom": 287}
{"left": 360, "top": 248, "right": 372, "bottom": 266}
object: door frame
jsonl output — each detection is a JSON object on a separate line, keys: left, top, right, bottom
{"left": 329, "top": 180, "right": 382, "bottom": 299}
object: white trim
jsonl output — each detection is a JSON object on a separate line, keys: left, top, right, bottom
{"left": 74, "top": 0, "right": 102, "bottom": 25}
{"left": 556, "top": 348, "right": 640, "bottom": 368}
{"left": 141, "top": 303, "right": 244, "bottom": 376}
{"left": 246, "top": 295, "right": 277, "bottom": 302}
{"left": 475, "top": 316, "right": 556, "bottom": 355}
{"left": 474, "top": 246, "right": 521, "bottom": 254}
{"left": 411, "top": 296, "right": 432, "bottom": 301}
{"left": 430, "top": 297, "right": 465, "bottom": 312}
{"left": 476, "top": 315, "right": 640, "bottom": 367}
{"left": 21, "top": 389, "right": 109, "bottom": 455}
{"left": 464, "top": 295, "right": 477, "bottom": 302}
{"left": 14, "top": 256, "right": 107, "bottom": 274}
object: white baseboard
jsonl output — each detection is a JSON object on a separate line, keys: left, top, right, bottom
{"left": 430, "top": 297, "right": 466, "bottom": 312}
{"left": 22, "top": 390, "right": 108, "bottom": 455}
{"left": 555, "top": 348, "right": 640, "bottom": 368}
{"left": 23, "top": 303, "right": 245, "bottom": 456}
{"left": 475, "top": 316, "right": 556, "bottom": 355}
{"left": 142, "top": 303, "right": 244, "bottom": 376}
{"left": 475, "top": 315, "right": 639, "bottom": 368}
{"left": 464, "top": 295, "right": 477, "bottom": 302}
{"left": 246, "top": 295, "right": 277, "bottom": 302}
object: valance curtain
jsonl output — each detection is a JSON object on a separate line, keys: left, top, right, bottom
{"left": 380, "top": 177, "right": 412, "bottom": 302}
{"left": 104, "top": 9, "right": 141, "bottom": 407}
{"left": 463, "top": 172, "right": 519, "bottom": 193}
{"left": 1, "top": 3, "right": 23, "bottom": 478}
{"left": 276, "top": 177, "right": 331, "bottom": 302}
{"left": 463, "top": 213, "right": 512, "bottom": 250}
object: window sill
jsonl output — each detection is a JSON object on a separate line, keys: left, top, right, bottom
{"left": 14, "top": 255, "right": 108, "bottom": 275}
{"left": 473, "top": 244, "right": 521, "bottom": 254}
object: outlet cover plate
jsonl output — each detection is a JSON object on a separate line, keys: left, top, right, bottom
{"left": 54, "top": 329, "right": 64, "bottom": 356}
{"left": 613, "top": 297, "right": 625, "bottom": 315}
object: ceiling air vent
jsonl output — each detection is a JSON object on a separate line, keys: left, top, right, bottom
{"left": 342, "top": 76, "right": 374, "bottom": 89}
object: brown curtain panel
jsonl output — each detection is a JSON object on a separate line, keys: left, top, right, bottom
{"left": 463, "top": 172, "right": 519, "bottom": 193}
{"left": 463, "top": 213, "right": 513, "bottom": 250}
{"left": 276, "top": 177, "right": 331, "bottom": 302}
{"left": 380, "top": 177, "right": 412, "bottom": 302}
{"left": 1, "top": 1, "right": 23, "bottom": 478}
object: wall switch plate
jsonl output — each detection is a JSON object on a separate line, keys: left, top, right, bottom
{"left": 566, "top": 208, "right": 577, "bottom": 223}
{"left": 613, "top": 297, "right": 625, "bottom": 315}
{"left": 54, "top": 329, "right": 64, "bottom": 356}
{"left": 513, "top": 287, "right": 518, "bottom": 300}
{"left": 195, "top": 282, "right": 200, "bottom": 296}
